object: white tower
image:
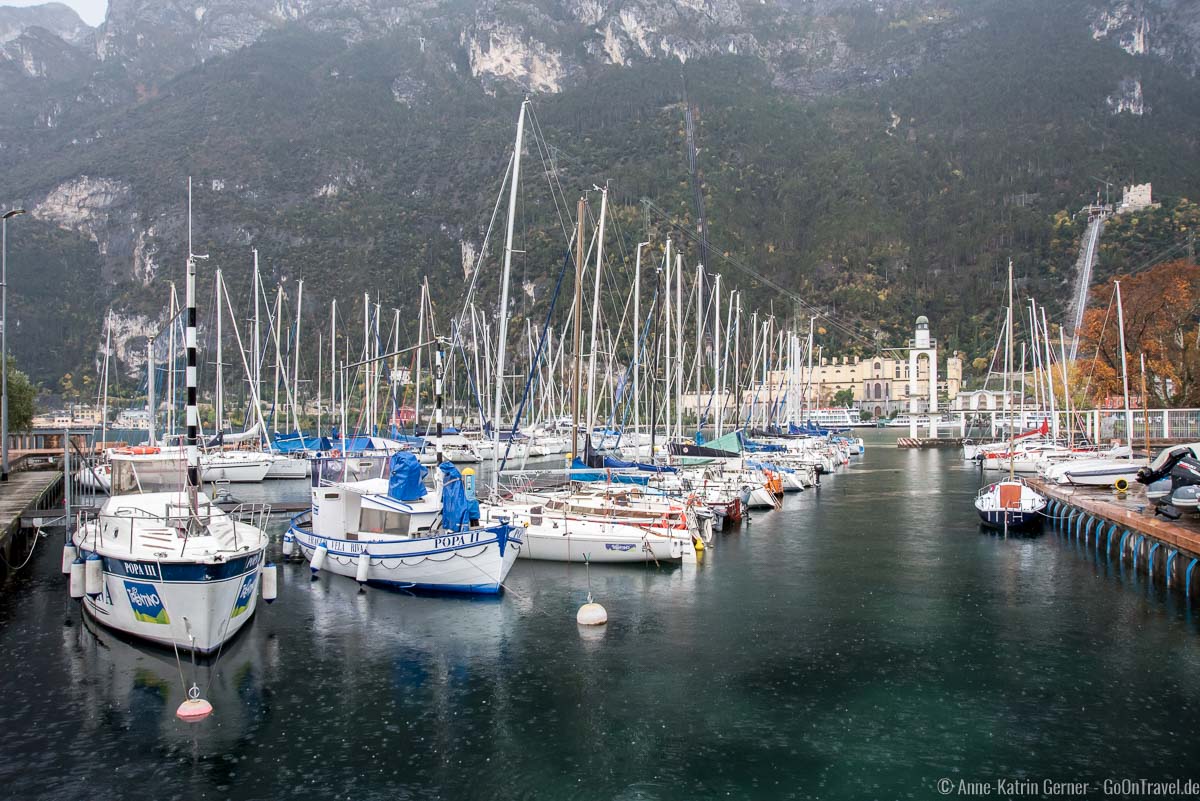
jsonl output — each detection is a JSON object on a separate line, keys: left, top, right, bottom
{"left": 908, "top": 315, "right": 938, "bottom": 437}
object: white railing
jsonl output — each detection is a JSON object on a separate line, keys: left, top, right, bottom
{"left": 906, "top": 408, "right": 1200, "bottom": 442}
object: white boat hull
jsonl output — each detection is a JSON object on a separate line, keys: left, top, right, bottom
{"left": 289, "top": 521, "right": 521, "bottom": 593}
{"left": 78, "top": 549, "right": 265, "bottom": 654}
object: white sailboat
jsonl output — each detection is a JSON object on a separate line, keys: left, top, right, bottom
{"left": 70, "top": 181, "right": 273, "bottom": 653}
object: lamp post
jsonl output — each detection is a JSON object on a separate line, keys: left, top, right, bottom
{"left": 2, "top": 208, "right": 27, "bottom": 482}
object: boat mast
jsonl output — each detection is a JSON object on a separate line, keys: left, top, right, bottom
{"left": 571, "top": 196, "right": 585, "bottom": 460}
{"left": 292, "top": 279, "right": 303, "bottom": 435}
{"left": 185, "top": 177, "right": 203, "bottom": 519}
{"left": 492, "top": 99, "right": 527, "bottom": 479}
{"left": 215, "top": 268, "right": 224, "bottom": 434}
{"left": 714, "top": 273, "right": 723, "bottom": 437}
{"left": 663, "top": 239, "right": 672, "bottom": 441}
{"left": 415, "top": 280, "right": 426, "bottom": 434}
{"left": 1006, "top": 259, "right": 1015, "bottom": 482}
{"left": 633, "top": 242, "right": 646, "bottom": 444}
{"left": 675, "top": 253, "right": 683, "bottom": 441}
{"left": 146, "top": 336, "right": 155, "bottom": 444}
{"left": 329, "top": 300, "right": 336, "bottom": 439}
{"left": 586, "top": 184, "right": 608, "bottom": 440}
{"left": 100, "top": 311, "right": 111, "bottom": 449}
{"left": 1115, "top": 280, "right": 1133, "bottom": 445}
{"left": 1040, "top": 306, "right": 1057, "bottom": 440}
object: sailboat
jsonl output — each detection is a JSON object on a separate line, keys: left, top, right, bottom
{"left": 975, "top": 260, "right": 1047, "bottom": 530}
{"left": 70, "top": 180, "right": 273, "bottom": 653}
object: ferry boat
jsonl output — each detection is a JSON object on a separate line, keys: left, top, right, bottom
{"left": 797, "top": 407, "right": 863, "bottom": 428}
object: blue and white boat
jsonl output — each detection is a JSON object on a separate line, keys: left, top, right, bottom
{"left": 286, "top": 457, "right": 521, "bottom": 593}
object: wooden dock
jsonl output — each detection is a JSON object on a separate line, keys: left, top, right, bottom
{"left": 0, "top": 470, "right": 63, "bottom": 573}
{"left": 1027, "top": 476, "right": 1200, "bottom": 595}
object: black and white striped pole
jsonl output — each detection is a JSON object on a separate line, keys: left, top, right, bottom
{"left": 185, "top": 178, "right": 206, "bottom": 517}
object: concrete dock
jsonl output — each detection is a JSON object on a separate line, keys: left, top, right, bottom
{"left": 1028, "top": 475, "right": 1200, "bottom": 596}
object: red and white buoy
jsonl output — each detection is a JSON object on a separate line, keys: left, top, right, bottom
{"left": 176, "top": 684, "right": 213, "bottom": 723}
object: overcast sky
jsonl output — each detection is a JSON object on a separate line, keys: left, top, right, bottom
{"left": 1, "top": 0, "right": 107, "bottom": 26}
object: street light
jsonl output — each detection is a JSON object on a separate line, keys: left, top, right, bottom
{"left": 2, "top": 208, "right": 27, "bottom": 482}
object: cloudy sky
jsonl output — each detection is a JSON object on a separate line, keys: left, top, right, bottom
{"left": 1, "top": 0, "right": 107, "bottom": 26}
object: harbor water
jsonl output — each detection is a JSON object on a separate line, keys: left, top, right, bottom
{"left": 3, "top": 434, "right": 1200, "bottom": 799}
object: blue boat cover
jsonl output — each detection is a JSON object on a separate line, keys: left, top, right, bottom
{"left": 388, "top": 452, "right": 427, "bottom": 502}
{"left": 601, "top": 456, "right": 677, "bottom": 474}
{"left": 739, "top": 432, "right": 785, "bottom": 453}
{"left": 438, "top": 462, "right": 477, "bottom": 532}
{"left": 273, "top": 433, "right": 331, "bottom": 453}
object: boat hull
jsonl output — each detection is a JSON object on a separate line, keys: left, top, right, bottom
{"left": 289, "top": 522, "right": 520, "bottom": 593}
{"left": 77, "top": 549, "right": 265, "bottom": 654}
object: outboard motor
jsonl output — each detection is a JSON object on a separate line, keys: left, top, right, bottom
{"left": 1137, "top": 445, "right": 1200, "bottom": 518}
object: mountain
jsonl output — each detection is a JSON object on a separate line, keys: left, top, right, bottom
{"left": 1, "top": 0, "right": 1199, "bottom": 389}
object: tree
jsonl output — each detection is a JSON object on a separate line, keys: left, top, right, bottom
{"left": 1076, "top": 259, "right": 1200, "bottom": 407}
{"left": 833, "top": 388, "right": 855, "bottom": 407}
{"left": 6, "top": 363, "right": 37, "bottom": 432}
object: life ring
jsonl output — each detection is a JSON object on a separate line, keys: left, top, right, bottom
{"left": 329, "top": 449, "right": 342, "bottom": 459}
{"left": 129, "top": 446, "right": 160, "bottom": 455}
{"left": 1114, "top": 477, "right": 1130, "bottom": 492}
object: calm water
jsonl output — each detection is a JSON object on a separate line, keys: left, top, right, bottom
{"left": 3, "top": 436, "right": 1200, "bottom": 800}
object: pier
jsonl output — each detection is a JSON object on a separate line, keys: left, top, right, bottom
{"left": 1028, "top": 475, "right": 1200, "bottom": 596}
{"left": 0, "top": 469, "right": 63, "bottom": 573}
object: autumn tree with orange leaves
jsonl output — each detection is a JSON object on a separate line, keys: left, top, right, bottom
{"left": 1076, "top": 260, "right": 1200, "bottom": 407}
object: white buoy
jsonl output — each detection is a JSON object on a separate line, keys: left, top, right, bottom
{"left": 281, "top": 532, "right": 295, "bottom": 558}
{"left": 355, "top": 552, "right": 370, "bottom": 585}
{"left": 577, "top": 596, "right": 608, "bottom": 626}
{"left": 576, "top": 557, "right": 606, "bottom": 626}
{"left": 309, "top": 543, "right": 327, "bottom": 576}
{"left": 69, "top": 557, "right": 85, "bottom": 599}
{"left": 84, "top": 552, "right": 103, "bottom": 597}
{"left": 261, "top": 563, "right": 278, "bottom": 603}
{"left": 61, "top": 542, "right": 77, "bottom": 574}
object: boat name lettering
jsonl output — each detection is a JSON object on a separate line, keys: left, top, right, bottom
{"left": 435, "top": 532, "right": 479, "bottom": 550}
{"left": 122, "top": 561, "right": 161, "bottom": 579}
{"left": 605, "top": 544, "right": 636, "bottom": 552}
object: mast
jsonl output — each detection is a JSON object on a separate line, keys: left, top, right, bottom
{"left": 571, "top": 196, "right": 585, "bottom": 460}
{"left": 252, "top": 249, "right": 261, "bottom": 433}
{"left": 633, "top": 242, "right": 645, "bottom": 444}
{"left": 714, "top": 274, "right": 723, "bottom": 437}
{"left": 694, "top": 263, "right": 703, "bottom": 434}
{"left": 292, "top": 279, "right": 303, "bottom": 435}
{"left": 185, "top": 177, "right": 201, "bottom": 516}
{"left": 329, "top": 300, "right": 336, "bottom": 439}
{"left": 663, "top": 239, "right": 672, "bottom": 441}
{"left": 492, "top": 99, "right": 527, "bottom": 477}
{"left": 215, "top": 268, "right": 225, "bottom": 434}
{"left": 586, "top": 184, "right": 608, "bottom": 438}
{"left": 1040, "top": 306, "right": 1057, "bottom": 439}
{"left": 1115, "top": 280, "right": 1133, "bottom": 444}
{"left": 146, "top": 337, "right": 155, "bottom": 444}
{"left": 675, "top": 253, "right": 683, "bottom": 440}
{"left": 272, "top": 286, "right": 284, "bottom": 434}
{"left": 100, "top": 312, "right": 111, "bottom": 448}
{"left": 415, "top": 280, "right": 427, "bottom": 434}
{"left": 734, "top": 292, "right": 741, "bottom": 430}
{"left": 1006, "top": 259, "right": 1015, "bottom": 481}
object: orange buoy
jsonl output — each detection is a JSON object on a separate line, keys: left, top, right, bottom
{"left": 176, "top": 698, "right": 212, "bottom": 722}
{"left": 176, "top": 684, "right": 213, "bottom": 722}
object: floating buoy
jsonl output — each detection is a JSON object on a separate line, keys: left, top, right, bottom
{"left": 577, "top": 600, "right": 608, "bottom": 626}
{"left": 281, "top": 531, "right": 295, "bottom": 558}
{"left": 692, "top": 534, "right": 705, "bottom": 553}
{"left": 176, "top": 685, "right": 213, "bottom": 723}
{"left": 61, "top": 542, "right": 77, "bottom": 574}
{"left": 309, "top": 543, "right": 327, "bottom": 577}
{"left": 355, "top": 552, "right": 370, "bottom": 585}
{"left": 69, "top": 556, "right": 85, "bottom": 600}
{"left": 261, "top": 563, "right": 278, "bottom": 603}
{"left": 84, "top": 552, "right": 103, "bottom": 597}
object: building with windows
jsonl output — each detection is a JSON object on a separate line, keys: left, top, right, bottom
{"left": 741, "top": 316, "right": 962, "bottom": 421}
